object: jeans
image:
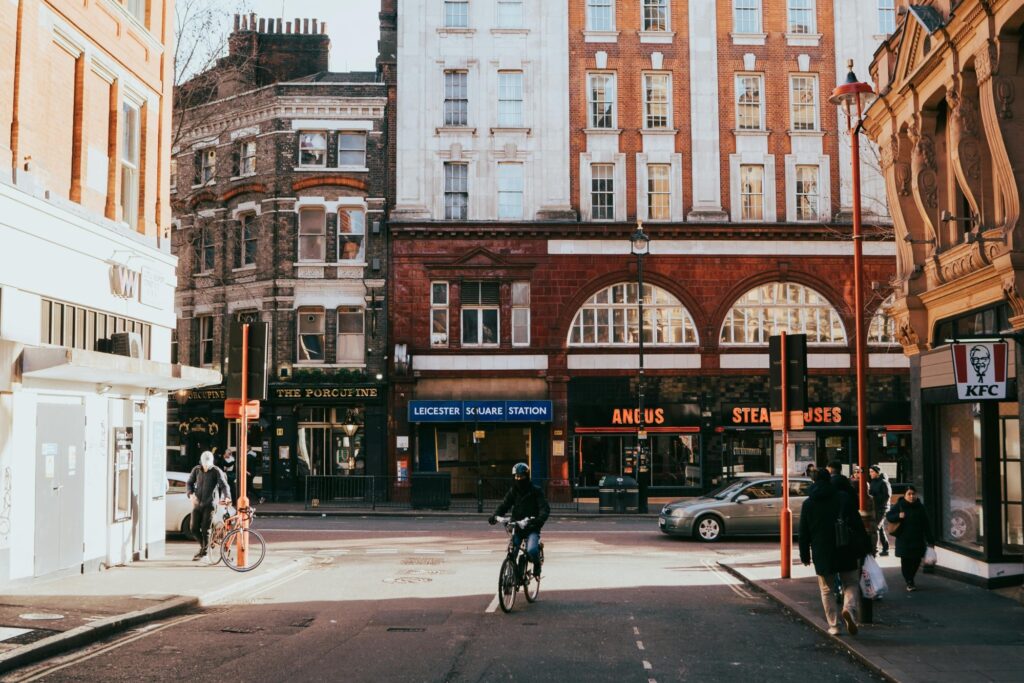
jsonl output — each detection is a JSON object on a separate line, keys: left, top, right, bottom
{"left": 901, "top": 555, "right": 922, "bottom": 585}
{"left": 875, "top": 514, "right": 890, "bottom": 552}
{"left": 189, "top": 504, "right": 214, "bottom": 550}
{"left": 512, "top": 530, "right": 541, "bottom": 566}
{"left": 817, "top": 569, "right": 860, "bottom": 629}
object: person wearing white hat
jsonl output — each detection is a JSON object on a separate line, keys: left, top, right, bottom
{"left": 186, "top": 450, "right": 232, "bottom": 560}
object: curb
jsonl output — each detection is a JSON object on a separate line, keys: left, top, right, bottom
{"left": 717, "top": 562, "right": 899, "bottom": 683}
{"left": 0, "top": 555, "right": 312, "bottom": 675}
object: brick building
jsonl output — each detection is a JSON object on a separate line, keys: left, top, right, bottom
{"left": 864, "top": 0, "right": 1024, "bottom": 586}
{"left": 388, "top": 1, "right": 910, "bottom": 503}
{"left": 171, "top": 15, "right": 388, "bottom": 502}
{"left": 0, "top": 0, "right": 218, "bottom": 580}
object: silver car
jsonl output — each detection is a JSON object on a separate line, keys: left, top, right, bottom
{"left": 659, "top": 476, "right": 813, "bottom": 542}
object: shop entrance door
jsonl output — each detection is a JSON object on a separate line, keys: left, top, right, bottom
{"left": 34, "top": 401, "right": 86, "bottom": 576}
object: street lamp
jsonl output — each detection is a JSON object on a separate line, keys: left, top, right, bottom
{"left": 631, "top": 222, "right": 651, "bottom": 513}
{"left": 830, "top": 61, "right": 874, "bottom": 516}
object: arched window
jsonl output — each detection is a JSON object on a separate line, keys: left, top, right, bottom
{"left": 719, "top": 282, "right": 847, "bottom": 345}
{"left": 869, "top": 295, "right": 897, "bottom": 345}
{"left": 568, "top": 283, "right": 698, "bottom": 346}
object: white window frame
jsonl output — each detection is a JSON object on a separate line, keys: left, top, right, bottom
{"left": 460, "top": 281, "right": 500, "bottom": 347}
{"left": 789, "top": 75, "right": 819, "bottom": 132}
{"left": 586, "top": 0, "right": 614, "bottom": 31}
{"left": 739, "top": 164, "right": 765, "bottom": 221}
{"left": 431, "top": 282, "right": 449, "bottom": 347}
{"left": 238, "top": 139, "right": 256, "bottom": 176}
{"left": 198, "top": 315, "right": 214, "bottom": 367}
{"left": 496, "top": 0, "right": 523, "bottom": 29}
{"left": 735, "top": 74, "right": 764, "bottom": 131}
{"left": 169, "top": 158, "right": 177, "bottom": 192}
{"left": 444, "top": 162, "right": 469, "bottom": 219}
{"left": 338, "top": 132, "right": 367, "bottom": 168}
{"left": 733, "top": 0, "right": 761, "bottom": 35}
{"left": 336, "top": 307, "right": 365, "bottom": 365}
{"left": 124, "top": 0, "right": 145, "bottom": 23}
{"left": 587, "top": 72, "right": 617, "bottom": 129}
{"left": 497, "top": 162, "right": 524, "bottom": 220}
{"left": 297, "top": 307, "right": 326, "bottom": 363}
{"left": 719, "top": 283, "right": 848, "bottom": 346}
{"left": 568, "top": 282, "right": 698, "bottom": 347}
{"left": 197, "top": 148, "right": 216, "bottom": 185}
{"left": 338, "top": 209, "right": 366, "bottom": 261}
{"left": 794, "top": 165, "right": 820, "bottom": 222}
{"left": 786, "top": 0, "right": 816, "bottom": 35}
{"left": 643, "top": 73, "right": 671, "bottom": 129}
{"left": 239, "top": 213, "right": 257, "bottom": 267}
{"left": 120, "top": 100, "right": 140, "bottom": 228}
{"left": 298, "top": 131, "right": 327, "bottom": 168}
{"left": 444, "top": 70, "right": 469, "bottom": 127}
{"left": 298, "top": 207, "right": 326, "bottom": 262}
{"left": 512, "top": 281, "right": 531, "bottom": 346}
{"left": 878, "top": 0, "right": 896, "bottom": 34}
{"left": 642, "top": 0, "right": 669, "bottom": 33}
{"left": 647, "top": 163, "right": 671, "bottom": 221}
{"left": 497, "top": 71, "right": 524, "bottom": 128}
{"left": 444, "top": 0, "right": 469, "bottom": 28}
{"left": 591, "top": 163, "right": 615, "bottom": 221}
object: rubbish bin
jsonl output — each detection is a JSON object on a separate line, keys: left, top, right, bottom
{"left": 410, "top": 472, "right": 452, "bottom": 509}
{"left": 598, "top": 475, "right": 639, "bottom": 513}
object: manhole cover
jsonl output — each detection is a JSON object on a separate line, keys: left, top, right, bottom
{"left": 18, "top": 613, "right": 64, "bottom": 621}
{"left": 383, "top": 576, "right": 432, "bottom": 584}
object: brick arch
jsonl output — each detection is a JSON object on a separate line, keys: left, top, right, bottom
{"left": 554, "top": 269, "right": 709, "bottom": 350}
{"left": 219, "top": 183, "right": 267, "bottom": 203}
{"left": 291, "top": 176, "right": 368, "bottom": 193}
{"left": 710, "top": 270, "right": 852, "bottom": 349}
{"left": 187, "top": 190, "right": 218, "bottom": 209}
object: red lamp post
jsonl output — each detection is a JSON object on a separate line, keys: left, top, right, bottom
{"left": 830, "top": 61, "right": 875, "bottom": 516}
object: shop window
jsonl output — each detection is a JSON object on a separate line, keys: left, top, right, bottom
{"left": 937, "top": 403, "right": 984, "bottom": 552}
{"left": 338, "top": 133, "right": 367, "bottom": 167}
{"left": 337, "top": 307, "right": 365, "bottom": 365}
{"left": 1000, "top": 406, "right": 1022, "bottom": 554}
{"left": 297, "top": 308, "right": 325, "bottom": 362}
{"left": 933, "top": 303, "right": 1010, "bottom": 346}
{"left": 298, "top": 207, "right": 326, "bottom": 262}
{"left": 431, "top": 282, "right": 449, "bottom": 347}
{"left": 869, "top": 295, "right": 897, "bottom": 345}
{"left": 568, "top": 282, "right": 697, "bottom": 346}
{"left": 512, "top": 281, "right": 530, "bottom": 346}
{"left": 461, "top": 281, "right": 499, "bottom": 346}
{"left": 298, "top": 131, "right": 327, "bottom": 168}
{"left": 651, "top": 434, "right": 700, "bottom": 487}
{"left": 719, "top": 282, "right": 847, "bottom": 345}
{"left": 338, "top": 209, "right": 365, "bottom": 261}
{"left": 198, "top": 315, "right": 214, "bottom": 367}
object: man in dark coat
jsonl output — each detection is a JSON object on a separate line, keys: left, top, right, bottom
{"left": 489, "top": 462, "right": 550, "bottom": 578}
{"left": 186, "top": 451, "right": 232, "bottom": 561}
{"left": 827, "top": 459, "right": 854, "bottom": 494}
{"left": 868, "top": 466, "right": 893, "bottom": 556}
{"left": 799, "top": 469, "right": 871, "bottom": 635}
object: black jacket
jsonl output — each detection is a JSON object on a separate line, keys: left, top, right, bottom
{"left": 186, "top": 465, "right": 231, "bottom": 508}
{"left": 494, "top": 482, "right": 550, "bottom": 532}
{"left": 831, "top": 472, "right": 854, "bottom": 495}
{"left": 885, "top": 498, "right": 934, "bottom": 558}
{"left": 868, "top": 476, "right": 892, "bottom": 518}
{"left": 799, "top": 479, "right": 870, "bottom": 576}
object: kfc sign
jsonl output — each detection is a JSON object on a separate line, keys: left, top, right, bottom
{"left": 951, "top": 342, "right": 1008, "bottom": 400}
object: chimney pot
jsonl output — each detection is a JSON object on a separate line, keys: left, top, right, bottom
{"left": 258, "top": 18, "right": 266, "bottom": 33}
{"left": 285, "top": 21, "right": 292, "bottom": 33}
{"left": 312, "top": 19, "right": 318, "bottom": 34}
{"left": 276, "top": 18, "right": 282, "bottom": 33}
{"left": 233, "top": 14, "right": 240, "bottom": 31}
{"left": 321, "top": 21, "right": 327, "bottom": 34}
{"left": 303, "top": 18, "right": 310, "bottom": 34}
{"left": 295, "top": 17, "right": 301, "bottom": 34}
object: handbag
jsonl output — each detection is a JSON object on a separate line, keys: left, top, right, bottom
{"left": 885, "top": 519, "right": 902, "bottom": 536}
{"left": 860, "top": 555, "right": 889, "bottom": 599}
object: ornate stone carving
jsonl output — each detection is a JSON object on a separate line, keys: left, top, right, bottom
{"left": 879, "top": 134, "right": 898, "bottom": 171}
{"left": 1003, "top": 274, "right": 1024, "bottom": 321}
{"left": 895, "top": 320, "right": 919, "bottom": 349}
{"left": 996, "top": 78, "right": 1015, "bottom": 119}
{"left": 909, "top": 124, "right": 938, "bottom": 210}
{"left": 975, "top": 41, "right": 997, "bottom": 85}
{"left": 895, "top": 163, "right": 912, "bottom": 197}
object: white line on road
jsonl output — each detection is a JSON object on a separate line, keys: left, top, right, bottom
{"left": 643, "top": 661, "right": 652, "bottom": 670}
{"left": 460, "top": 549, "right": 493, "bottom": 554}
{"left": 633, "top": 626, "right": 640, "bottom": 635}
{"left": 366, "top": 548, "right": 400, "bottom": 554}
{"left": 413, "top": 549, "right": 446, "bottom": 555}
{"left": 636, "top": 640, "right": 645, "bottom": 651}
{"left": 701, "top": 559, "right": 755, "bottom": 599}
{"left": 485, "top": 594, "right": 500, "bottom": 613}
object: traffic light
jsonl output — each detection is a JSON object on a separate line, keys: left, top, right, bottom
{"left": 227, "top": 322, "right": 269, "bottom": 401}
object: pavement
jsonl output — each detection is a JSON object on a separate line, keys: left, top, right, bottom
{"left": 255, "top": 498, "right": 680, "bottom": 518}
{"left": 721, "top": 553, "right": 1024, "bottom": 683}
{"left": 0, "top": 542, "right": 310, "bottom": 674}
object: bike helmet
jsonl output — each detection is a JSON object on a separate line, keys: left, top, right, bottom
{"left": 512, "top": 462, "right": 530, "bottom": 479}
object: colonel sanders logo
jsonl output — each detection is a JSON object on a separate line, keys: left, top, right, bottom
{"left": 969, "top": 345, "right": 991, "bottom": 383}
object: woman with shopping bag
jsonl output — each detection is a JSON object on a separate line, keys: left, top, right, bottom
{"left": 885, "top": 486, "right": 935, "bottom": 591}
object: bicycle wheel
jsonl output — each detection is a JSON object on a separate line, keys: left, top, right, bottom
{"left": 524, "top": 566, "right": 540, "bottom": 603}
{"left": 221, "top": 528, "right": 266, "bottom": 572}
{"left": 203, "top": 526, "right": 226, "bottom": 566}
{"left": 498, "top": 557, "right": 517, "bottom": 613}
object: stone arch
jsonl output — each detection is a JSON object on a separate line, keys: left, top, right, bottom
{"left": 716, "top": 277, "right": 849, "bottom": 347}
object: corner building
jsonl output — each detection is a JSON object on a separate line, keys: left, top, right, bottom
{"left": 171, "top": 16, "right": 388, "bottom": 502}
{"left": 0, "top": 0, "right": 218, "bottom": 581}
{"left": 389, "top": 1, "right": 909, "bottom": 502}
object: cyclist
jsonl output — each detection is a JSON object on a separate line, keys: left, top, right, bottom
{"left": 489, "top": 462, "right": 550, "bottom": 578}
{"left": 186, "top": 450, "right": 232, "bottom": 561}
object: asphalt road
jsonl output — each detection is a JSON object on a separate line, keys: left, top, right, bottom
{"left": 6, "top": 517, "right": 881, "bottom": 683}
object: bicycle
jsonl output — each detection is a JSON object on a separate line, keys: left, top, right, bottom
{"left": 494, "top": 515, "right": 544, "bottom": 613}
{"left": 205, "top": 503, "right": 266, "bottom": 572}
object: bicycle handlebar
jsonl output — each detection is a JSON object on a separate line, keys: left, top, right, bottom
{"left": 495, "top": 516, "right": 534, "bottom": 530}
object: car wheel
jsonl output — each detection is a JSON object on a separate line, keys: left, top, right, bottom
{"left": 694, "top": 515, "right": 723, "bottom": 542}
{"left": 180, "top": 514, "right": 191, "bottom": 537}
{"left": 948, "top": 511, "right": 971, "bottom": 541}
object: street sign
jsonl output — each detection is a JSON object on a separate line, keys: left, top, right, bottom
{"left": 769, "top": 333, "right": 807, "bottom": 430}
{"left": 951, "top": 342, "right": 1008, "bottom": 400}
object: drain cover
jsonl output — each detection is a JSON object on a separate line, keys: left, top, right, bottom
{"left": 18, "top": 613, "right": 64, "bottom": 621}
{"left": 387, "top": 627, "right": 425, "bottom": 632}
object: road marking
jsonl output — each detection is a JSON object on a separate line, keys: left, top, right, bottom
{"left": 643, "top": 661, "right": 652, "bottom": 670}
{"left": 413, "top": 548, "right": 445, "bottom": 555}
{"left": 633, "top": 626, "right": 640, "bottom": 635}
{"left": 366, "top": 548, "right": 399, "bottom": 554}
{"left": 485, "top": 594, "right": 500, "bottom": 613}
{"left": 636, "top": 640, "right": 645, "bottom": 651}
{"left": 460, "top": 549, "right": 493, "bottom": 555}
{"left": 701, "top": 559, "right": 754, "bottom": 599}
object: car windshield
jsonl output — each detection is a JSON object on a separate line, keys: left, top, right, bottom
{"left": 704, "top": 480, "right": 747, "bottom": 500}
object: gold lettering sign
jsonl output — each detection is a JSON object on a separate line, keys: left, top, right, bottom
{"left": 731, "top": 406, "right": 843, "bottom": 425}
{"left": 273, "top": 386, "right": 379, "bottom": 400}
{"left": 610, "top": 408, "right": 666, "bottom": 425}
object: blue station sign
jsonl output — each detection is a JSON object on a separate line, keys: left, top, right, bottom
{"left": 408, "top": 400, "right": 552, "bottom": 423}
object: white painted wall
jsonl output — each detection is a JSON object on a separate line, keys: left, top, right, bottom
{"left": 394, "top": 0, "right": 572, "bottom": 220}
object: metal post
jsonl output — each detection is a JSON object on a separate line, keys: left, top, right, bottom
{"left": 637, "top": 247, "right": 648, "bottom": 514}
{"left": 780, "top": 331, "right": 792, "bottom": 579}
{"left": 475, "top": 419, "right": 483, "bottom": 513}
{"left": 238, "top": 323, "right": 249, "bottom": 568}
{"left": 852, "top": 117, "right": 869, "bottom": 516}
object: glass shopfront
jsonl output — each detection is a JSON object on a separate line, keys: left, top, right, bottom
{"left": 296, "top": 406, "right": 365, "bottom": 477}
{"left": 577, "top": 432, "right": 701, "bottom": 488}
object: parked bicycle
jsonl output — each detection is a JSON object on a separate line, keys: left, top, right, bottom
{"left": 204, "top": 504, "right": 266, "bottom": 572}
{"left": 494, "top": 515, "right": 544, "bottom": 613}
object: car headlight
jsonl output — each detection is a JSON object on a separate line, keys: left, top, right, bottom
{"left": 671, "top": 508, "right": 691, "bottom": 519}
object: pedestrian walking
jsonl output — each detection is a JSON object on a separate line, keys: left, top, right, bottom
{"left": 799, "top": 469, "right": 871, "bottom": 635}
{"left": 885, "top": 485, "right": 935, "bottom": 591}
{"left": 186, "top": 451, "right": 232, "bottom": 561}
{"left": 827, "top": 459, "right": 854, "bottom": 494}
{"left": 868, "top": 465, "right": 892, "bottom": 556}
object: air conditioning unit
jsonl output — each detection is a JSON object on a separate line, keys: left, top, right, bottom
{"left": 110, "top": 332, "right": 143, "bottom": 359}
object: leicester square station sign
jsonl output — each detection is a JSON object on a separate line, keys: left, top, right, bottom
{"left": 951, "top": 342, "right": 1008, "bottom": 400}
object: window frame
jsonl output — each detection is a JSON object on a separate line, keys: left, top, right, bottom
{"left": 496, "top": 0, "right": 524, "bottom": 29}
{"left": 586, "top": 0, "right": 614, "bottom": 32}
{"left": 238, "top": 139, "right": 256, "bottom": 176}
{"left": 642, "top": 0, "right": 670, "bottom": 33}
{"left": 868, "top": 295, "right": 898, "bottom": 345}
{"left": 443, "top": 70, "right": 469, "bottom": 127}
{"left": 298, "top": 207, "right": 327, "bottom": 263}
{"left": 460, "top": 281, "right": 500, "bottom": 347}
{"left": 739, "top": 164, "right": 765, "bottom": 221}
{"left": 338, "top": 132, "right": 367, "bottom": 168}
{"left": 736, "top": 74, "right": 764, "bottom": 131}
{"left": 444, "top": 162, "right": 469, "bottom": 220}
{"left": 794, "top": 164, "right": 820, "bottom": 222}
{"left": 336, "top": 306, "right": 365, "bottom": 365}
{"left": 786, "top": 0, "right": 816, "bottom": 35}
{"left": 647, "top": 163, "right": 671, "bottom": 221}
{"left": 789, "top": 74, "right": 819, "bottom": 132}
{"left": 444, "top": 0, "right": 470, "bottom": 28}
{"left": 297, "top": 307, "right": 326, "bottom": 363}
{"left": 643, "top": 72, "right": 671, "bottom": 130}
{"left": 878, "top": 0, "right": 896, "bottom": 34}
{"left": 497, "top": 162, "right": 524, "bottom": 220}
{"left": 119, "top": 100, "right": 141, "bottom": 228}
{"left": 591, "top": 163, "right": 615, "bottom": 221}
{"left": 431, "top": 282, "right": 450, "bottom": 348}
{"left": 197, "top": 224, "right": 215, "bottom": 273}
{"left": 719, "top": 283, "right": 848, "bottom": 346}
{"left": 512, "top": 281, "right": 531, "bottom": 347}
{"left": 587, "top": 72, "right": 617, "bottom": 129}
{"left": 568, "top": 282, "right": 699, "bottom": 347}
{"left": 198, "top": 315, "right": 214, "bottom": 367}
{"left": 497, "top": 70, "right": 524, "bottom": 128}
{"left": 298, "top": 131, "right": 327, "bottom": 168}
{"left": 733, "top": 0, "right": 762, "bottom": 35}
{"left": 337, "top": 209, "right": 366, "bottom": 261}
{"left": 239, "top": 213, "right": 257, "bottom": 268}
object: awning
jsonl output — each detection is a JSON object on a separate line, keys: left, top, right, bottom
{"left": 20, "top": 346, "right": 221, "bottom": 391}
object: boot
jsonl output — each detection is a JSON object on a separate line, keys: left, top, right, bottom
{"left": 193, "top": 547, "right": 207, "bottom": 561}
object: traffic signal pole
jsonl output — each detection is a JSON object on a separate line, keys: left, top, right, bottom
{"left": 238, "top": 323, "right": 249, "bottom": 569}
{"left": 780, "top": 331, "right": 792, "bottom": 579}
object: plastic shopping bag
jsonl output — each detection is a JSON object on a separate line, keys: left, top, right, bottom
{"left": 923, "top": 546, "right": 938, "bottom": 567}
{"left": 860, "top": 555, "right": 888, "bottom": 599}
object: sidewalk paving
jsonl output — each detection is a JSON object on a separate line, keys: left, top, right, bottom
{"left": 255, "top": 498, "right": 681, "bottom": 518}
{"left": 720, "top": 553, "right": 1024, "bottom": 683}
{"left": 0, "top": 541, "right": 310, "bottom": 674}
